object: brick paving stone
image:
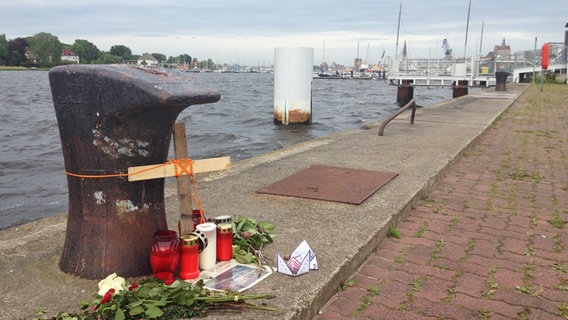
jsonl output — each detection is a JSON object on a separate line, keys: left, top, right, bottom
{"left": 412, "top": 276, "right": 453, "bottom": 302}
{"left": 368, "top": 280, "right": 409, "bottom": 310}
{"left": 315, "top": 310, "right": 353, "bottom": 320}
{"left": 350, "top": 273, "right": 383, "bottom": 291}
{"left": 378, "top": 239, "right": 413, "bottom": 253}
{"left": 359, "top": 303, "right": 437, "bottom": 320}
{"left": 492, "top": 268, "right": 525, "bottom": 290}
{"left": 437, "top": 240, "right": 469, "bottom": 262}
{"left": 410, "top": 298, "right": 479, "bottom": 319}
{"left": 322, "top": 295, "right": 360, "bottom": 317}
{"left": 315, "top": 86, "right": 568, "bottom": 319}
{"left": 451, "top": 293, "right": 527, "bottom": 318}
{"left": 469, "top": 238, "right": 499, "bottom": 259}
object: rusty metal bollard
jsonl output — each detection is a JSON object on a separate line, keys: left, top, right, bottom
{"left": 396, "top": 79, "right": 414, "bottom": 106}
{"left": 49, "top": 64, "right": 220, "bottom": 279}
{"left": 495, "top": 71, "right": 509, "bottom": 91}
{"left": 452, "top": 80, "right": 468, "bottom": 98}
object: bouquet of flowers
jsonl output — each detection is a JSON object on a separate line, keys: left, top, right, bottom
{"left": 41, "top": 273, "right": 275, "bottom": 320}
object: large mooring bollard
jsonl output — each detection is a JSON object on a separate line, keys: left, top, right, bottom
{"left": 495, "top": 71, "right": 509, "bottom": 91}
{"left": 49, "top": 64, "right": 220, "bottom": 279}
{"left": 452, "top": 80, "right": 468, "bottom": 98}
{"left": 396, "top": 80, "right": 414, "bottom": 106}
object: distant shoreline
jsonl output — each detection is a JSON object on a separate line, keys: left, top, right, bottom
{"left": 0, "top": 66, "right": 48, "bottom": 71}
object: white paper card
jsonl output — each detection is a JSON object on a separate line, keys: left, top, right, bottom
{"left": 276, "top": 240, "right": 318, "bottom": 276}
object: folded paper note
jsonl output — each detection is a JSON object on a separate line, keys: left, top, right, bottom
{"left": 276, "top": 240, "right": 318, "bottom": 276}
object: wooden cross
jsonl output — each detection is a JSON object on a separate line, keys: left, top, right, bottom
{"left": 127, "top": 122, "right": 230, "bottom": 234}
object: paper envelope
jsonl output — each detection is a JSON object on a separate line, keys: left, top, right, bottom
{"left": 276, "top": 240, "right": 318, "bottom": 276}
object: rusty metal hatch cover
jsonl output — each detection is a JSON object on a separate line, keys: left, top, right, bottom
{"left": 256, "top": 165, "right": 398, "bottom": 205}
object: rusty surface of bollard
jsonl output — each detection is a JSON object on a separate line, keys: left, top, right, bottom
{"left": 49, "top": 64, "right": 220, "bottom": 279}
{"left": 452, "top": 80, "right": 468, "bottom": 98}
{"left": 396, "top": 79, "right": 414, "bottom": 106}
{"left": 495, "top": 71, "right": 509, "bottom": 91}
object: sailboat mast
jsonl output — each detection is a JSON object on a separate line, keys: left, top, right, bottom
{"left": 464, "top": 0, "right": 472, "bottom": 59}
{"left": 479, "top": 21, "right": 484, "bottom": 57}
{"left": 395, "top": 2, "right": 402, "bottom": 58}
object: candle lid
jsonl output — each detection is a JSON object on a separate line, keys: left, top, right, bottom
{"left": 217, "top": 223, "right": 232, "bottom": 233}
{"left": 211, "top": 215, "right": 232, "bottom": 224}
{"left": 180, "top": 234, "right": 199, "bottom": 247}
{"left": 189, "top": 230, "right": 208, "bottom": 252}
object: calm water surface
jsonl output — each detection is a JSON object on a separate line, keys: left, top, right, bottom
{"left": 0, "top": 70, "right": 458, "bottom": 229}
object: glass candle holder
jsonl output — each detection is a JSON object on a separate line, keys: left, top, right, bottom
{"left": 195, "top": 222, "right": 217, "bottom": 270}
{"left": 150, "top": 230, "right": 180, "bottom": 283}
{"left": 216, "top": 223, "right": 233, "bottom": 261}
{"left": 179, "top": 234, "right": 200, "bottom": 280}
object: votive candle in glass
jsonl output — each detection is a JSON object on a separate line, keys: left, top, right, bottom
{"left": 216, "top": 223, "right": 233, "bottom": 261}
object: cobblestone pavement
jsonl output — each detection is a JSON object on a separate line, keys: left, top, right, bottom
{"left": 317, "top": 85, "right": 568, "bottom": 320}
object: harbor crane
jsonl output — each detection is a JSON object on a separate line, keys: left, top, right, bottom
{"left": 442, "top": 39, "right": 453, "bottom": 59}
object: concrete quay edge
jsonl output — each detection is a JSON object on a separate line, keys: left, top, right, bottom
{"left": 0, "top": 84, "right": 528, "bottom": 320}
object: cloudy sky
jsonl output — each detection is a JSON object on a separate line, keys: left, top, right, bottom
{"left": 1, "top": 0, "right": 566, "bottom": 66}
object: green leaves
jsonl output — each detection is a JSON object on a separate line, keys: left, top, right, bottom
{"left": 44, "top": 277, "right": 272, "bottom": 319}
{"left": 232, "top": 215, "right": 275, "bottom": 267}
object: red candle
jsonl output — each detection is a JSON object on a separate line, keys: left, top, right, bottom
{"left": 216, "top": 223, "right": 233, "bottom": 261}
{"left": 179, "top": 234, "right": 200, "bottom": 280}
{"left": 150, "top": 230, "right": 180, "bottom": 283}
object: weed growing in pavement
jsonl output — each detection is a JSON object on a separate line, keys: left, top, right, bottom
{"left": 516, "top": 285, "right": 532, "bottom": 294}
{"left": 449, "top": 215, "right": 462, "bottom": 231}
{"left": 553, "top": 233, "right": 564, "bottom": 252}
{"left": 557, "top": 302, "right": 568, "bottom": 318}
{"left": 523, "top": 261, "right": 537, "bottom": 282}
{"left": 551, "top": 195, "right": 560, "bottom": 205}
{"left": 554, "top": 279, "right": 568, "bottom": 292}
{"left": 353, "top": 296, "right": 371, "bottom": 317}
{"left": 484, "top": 200, "right": 493, "bottom": 211}
{"left": 366, "top": 285, "right": 381, "bottom": 296}
{"left": 339, "top": 278, "right": 356, "bottom": 291}
{"left": 421, "top": 194, "right": 435, "bottom": 203}
{"left": 415, "top": 221, "right": 428, "bottom": 238}
{"left": 495, "top": 237, "right": 504, "bottom": 258}
{"left": 388, "top": 227, "right": 401, "bottom": 238}
{"left": 553, "top": 261, "right": 566, "bottom": 273}
{"left": 352, "top": 284, "right": 383, "bottom": 317}
{"left": 529, "top": 213, "right": 538, "bottom": 228}
{"left": 509, "top": 167, "right": 526, "bottom": 181}
{"left": 549, "top": 211, "right": 566, "bottom": 229}
{"left": 481, "top": 267, "right": 499, "bottom": 299}
{"left": 523, "top": 234, "right": 535, "bottom": 257}
{"left": 410, "top": 276, "right": 425, "bottom": 293}
{"left": 429, "top": 240, "right": 445, "bottom": 263}
{"left": 459, "top": 240, "right": 475, "bottom": 263}
{"left": 530, "top": 171, "right": 543, "bottom": 184}
{"left": 478, "top": 307, "right": 492, "bottom": 320}
{"left": 517, "top": 307, "right": 532, "bottom": 320}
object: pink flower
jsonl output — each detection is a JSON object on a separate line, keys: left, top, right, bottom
{"left": 240, "top": 231, "right": 253, "bottom": 238}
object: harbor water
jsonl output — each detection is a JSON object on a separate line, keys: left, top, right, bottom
{"left": 0, "top": 70, "right": 461, "bottom": 229}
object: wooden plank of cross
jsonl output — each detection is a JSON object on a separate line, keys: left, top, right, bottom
{"left": 127, "top": 122, "right": 230, "bottom": 235}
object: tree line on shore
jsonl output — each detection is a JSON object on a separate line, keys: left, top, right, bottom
{"left": 0, "top": 32, "right": 214, "bottom": 69}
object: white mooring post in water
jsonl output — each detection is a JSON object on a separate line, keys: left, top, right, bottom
{"left": 273, "top": 47, "right": 313, "bottom": 125}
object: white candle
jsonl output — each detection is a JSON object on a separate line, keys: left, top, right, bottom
{"left": 196, "top": 222, "right": 217, "bottom": 270}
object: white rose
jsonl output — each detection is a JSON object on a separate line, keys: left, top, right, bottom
{"left": 97, "top": 273, "right": 127, "bottom": 296}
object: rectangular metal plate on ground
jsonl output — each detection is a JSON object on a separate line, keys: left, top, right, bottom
{"left": 256, "top": 165, "right": 398, "bottom": 205}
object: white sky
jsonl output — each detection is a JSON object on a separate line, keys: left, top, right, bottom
{"left": 1, "top": 0, "right": 566, "bottom": 66}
